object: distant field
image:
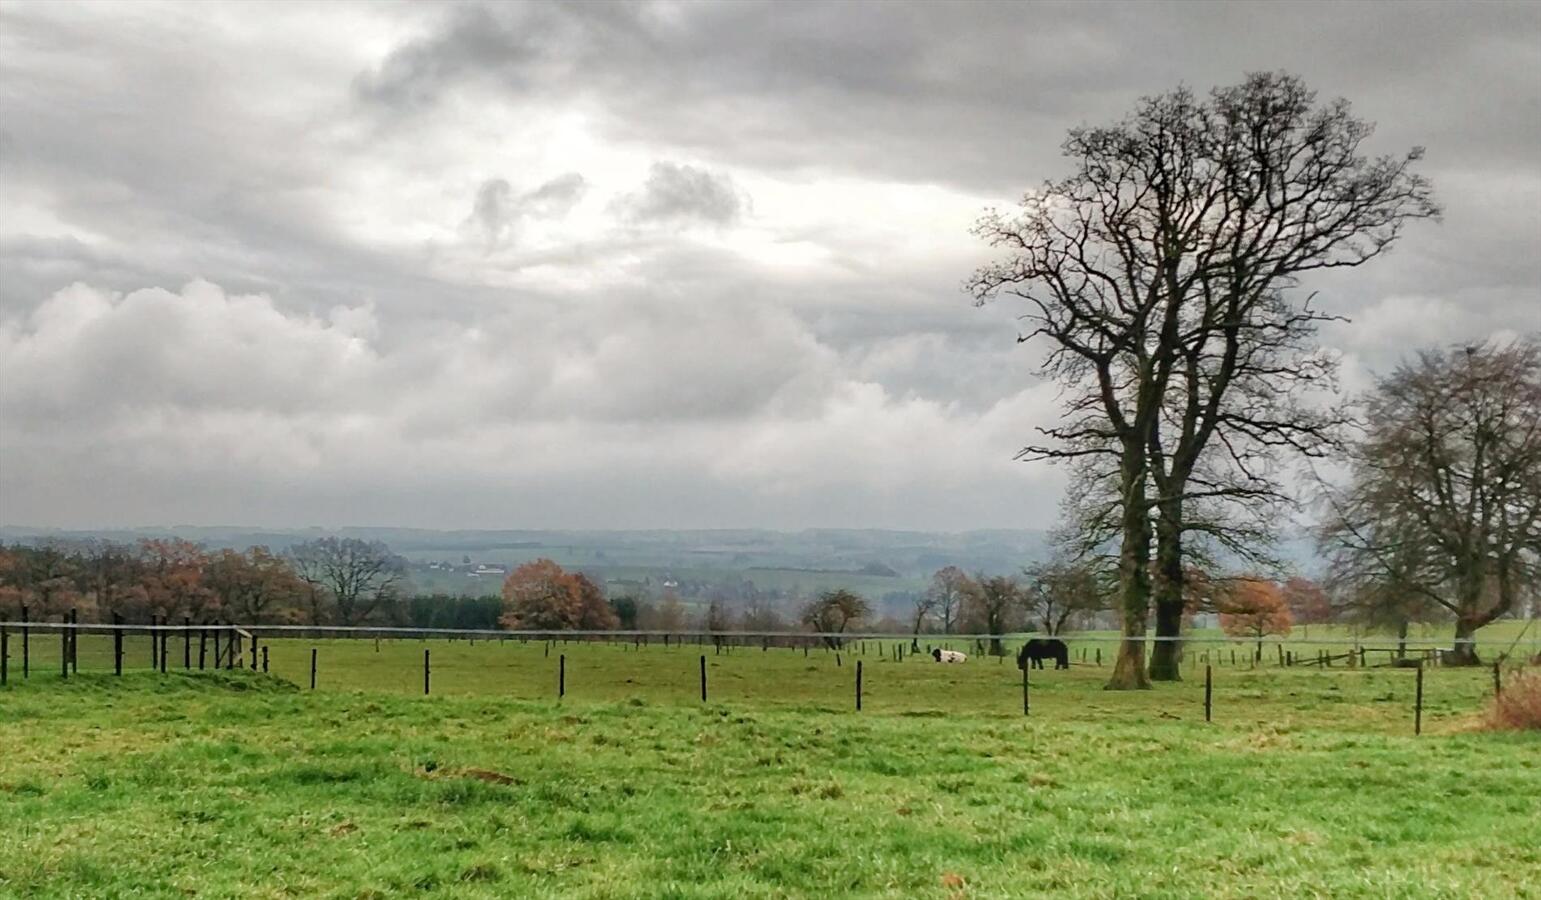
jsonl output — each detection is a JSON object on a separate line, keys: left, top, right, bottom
{"left": 2, "top": 659, "right": 1537, "bottom": 898}
{"left": 404, "top": 561, "right": 925, "bottom": 601}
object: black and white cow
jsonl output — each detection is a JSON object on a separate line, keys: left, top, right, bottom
{"left": 932, "top": 648, "right": 967, "bottom": 663}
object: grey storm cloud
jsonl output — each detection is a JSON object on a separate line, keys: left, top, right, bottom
{"left": 0, "top": 0, "right": 1537, "bottom": 531}
{"left": 616, "top": 162, "right": 746, "bottom": 226}
{"left": 467, "top": 172, "right": 587, "bottom": 247}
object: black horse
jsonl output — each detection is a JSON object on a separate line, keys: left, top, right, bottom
{"left": 1017, "top": 638, "right": 1069, "bottom": 671}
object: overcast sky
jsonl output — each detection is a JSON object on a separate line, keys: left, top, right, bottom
{"left": 1, "top": 1, "right": 1537, "bottom": 532}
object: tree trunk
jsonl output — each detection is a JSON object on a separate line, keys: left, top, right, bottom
{"left": 1107, "top": 458, "right": 1152, "bottom": 690}
{"left": 1148, "top": 504, "right": 1184, "bottom": 681}
{"left": 1396, "top": 618, "right": 1408, "bottom": 659}
{"left": 1447, "top": 616, "right": 1482, "bottom": 666}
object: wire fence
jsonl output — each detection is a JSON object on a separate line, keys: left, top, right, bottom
{"left": 3, "top": 619, "right": 1533, "bottom": 737}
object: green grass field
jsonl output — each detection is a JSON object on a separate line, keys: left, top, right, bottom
{"left": 2, "top": 632, "right": 1538, "bottom": 897}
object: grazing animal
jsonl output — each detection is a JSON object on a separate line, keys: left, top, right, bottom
{"left": 1017, "top": 638, "right": 1070, "bottom": 671}
{"left": 932, "top": 648, "right": 967, "bottom": 663}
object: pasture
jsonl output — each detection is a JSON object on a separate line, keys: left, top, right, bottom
{"left": 2, "top": 629, "right": 1538, "bottom": 898}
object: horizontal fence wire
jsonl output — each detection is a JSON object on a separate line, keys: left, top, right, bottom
{"left": 1, "top": 621, "right": 1526, "bottom": 649}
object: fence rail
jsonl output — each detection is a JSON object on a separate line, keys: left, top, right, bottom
{"left": 0, "top": 621, "right": 1523, "bottom": 648}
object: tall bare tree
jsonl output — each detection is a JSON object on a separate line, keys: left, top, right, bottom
{"left": 908, "top": 590, "right": 938, "bottom": 646}
{"left": 800, "top": 589, "right": 870, "bottom": 649}
{"left": 971, "top": 72, "right": 1437, "bottom": 688}
{"left": 290, "top": 537, "right": 406, "bottom": 626}
{"left": 1320, "top": 340, "right": 1541, "bottom": 663}
{"left": 1022, "top": 555, "right": 1109, "bottom": 636}
{"left": 963, "top": 574, "right": 1022, "bottom": 656}
{"left": 925, "top": 566, "right": 971, "bottom": 637}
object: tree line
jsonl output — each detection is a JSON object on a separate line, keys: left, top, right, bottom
{"left": 0, "top": 537, "right": 414, "bottom": 626}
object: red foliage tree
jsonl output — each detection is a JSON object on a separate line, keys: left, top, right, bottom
{"left": 1218, "top": 579, "right": 1292, "bottom": 660}
{"left": 500, "top": 559, "right": 617, "bottom": 631}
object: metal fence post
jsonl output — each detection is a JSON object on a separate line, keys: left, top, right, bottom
{"left": 855, "top": 660, "right": 863, "bottom": 712}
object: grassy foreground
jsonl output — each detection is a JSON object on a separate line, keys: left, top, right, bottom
{"left": 2, "top": 663, "right": 1538, "bottom": 898}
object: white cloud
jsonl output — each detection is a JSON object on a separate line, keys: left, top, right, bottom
{"left": 0, "top": 2, "right": 1537, "bottom": 530}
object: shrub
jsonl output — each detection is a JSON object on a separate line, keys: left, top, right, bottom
{"left": 1487, "top": 670, "right": 1541, "bottom": 732}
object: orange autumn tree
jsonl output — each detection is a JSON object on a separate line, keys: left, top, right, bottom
{"left": 1218, "top": 578, "right": 1292, "bottom": 661}
{"left": 206, "top": 547, "right": 309, "bottom": 624}
{"left": 500, "top": 559, "right": 616, "bottom": 631}
{"left": 138, "top": 539, "right": 217, "bottom": 622}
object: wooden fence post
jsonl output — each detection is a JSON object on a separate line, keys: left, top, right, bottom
{"left": 114, "top": 613, "right": 124, "bottom": 675}
{"left": 423, "top": 648, "right": 430, "bottom": 695}
{"left": 61, "top": 617, "right": 69, "bottom": 679}
{"left": 1414, "top": 663, "right": 1424, "bottom": 736}
{"left": 198, "top": 627, "right": 207, "bottom": 670}
{"left": 261, "top": 646, "right": 269, "bottom": 673}
{"left": 250, "top": 633, "right": 258, "bottom": 671}
{"left": 21, "top": 605, "right": 29, "bottom": 679}
{"left": 69, "top": 608, "right": 78, "bottom": 674}
{"left": 559, "top": 654, "right": 566, "bottom": 699}
{"left": 1, "top": 627, "right": 7, "bottom": 685}
{"left": 310, "top": 648, "right": 317, "bottom": 690}
{"left": 183, "top": 617, "right": 191, "bottom": 670}
{"left": 856, "top": 660, "right": 863, "bottom": 712}
{"left": 699, "top": 655, "right": 707, "bottom": 703}
{"left": 212, "top": 628, "right": 221, "bottom": 671}
{"left": 1204, "top": 665, "right": 1213, "bottom": 723}
{"left": 1493, "top": 662, "right": 1501, "bottom": 698}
